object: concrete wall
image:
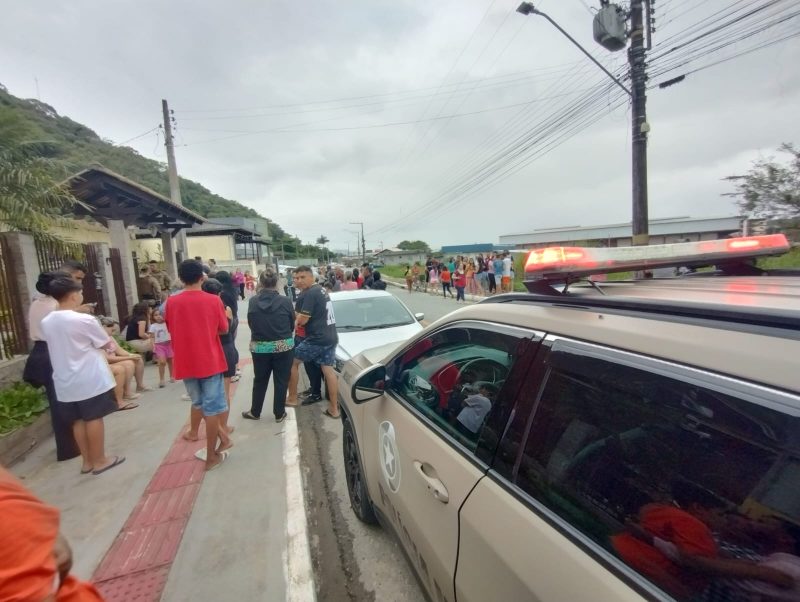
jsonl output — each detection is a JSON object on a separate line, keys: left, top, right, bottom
{"left": 133, "top": 238, "right": 164, "bottom": 262}
{"left": 49, "top": 220, "right": 112, "bottom": 245}
{"left": 187, "top": 236, "right": 235, "bottom": 262}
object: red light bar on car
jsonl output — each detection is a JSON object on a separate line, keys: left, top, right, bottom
{"left": 524, "top": 234, "right": 790, "bottom": 280}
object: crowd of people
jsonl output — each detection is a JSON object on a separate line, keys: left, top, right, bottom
{"left": 403, "top": 252, "right": 516, "bottom": 300}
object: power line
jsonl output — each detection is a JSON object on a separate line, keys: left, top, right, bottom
{"left": 369, "top": 73, "right": 627, "bottom": 236}
{"left": 178, "top": 88, "right": 595, "bottom": 147}
{"left": 175, "top": 65, "right": 588, "bottom": 122}
{"left": 116, "top": 126, "right": 160, "bottom": 146}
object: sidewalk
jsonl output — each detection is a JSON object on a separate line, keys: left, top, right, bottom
{"left": 10, "top": 322, "right": 314, "bottom": 602}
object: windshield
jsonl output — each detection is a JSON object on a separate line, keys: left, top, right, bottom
{"left": 332, "top": 296, "right": 415, "bottom": 330}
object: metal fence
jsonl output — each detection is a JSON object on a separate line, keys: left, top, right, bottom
{"left": 0, "top": 237, "right": 28, "bottom": 360}
{"left": 34, "top": 237, "right": 105, "bottom": 315}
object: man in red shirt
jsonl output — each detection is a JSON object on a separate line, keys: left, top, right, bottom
{"left": 165, "top": 259, "right": 232, "bottom": 471}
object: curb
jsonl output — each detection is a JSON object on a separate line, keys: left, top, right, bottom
{"left": 382, "top": 277, "right": 484, "bottom": 303}
{"left": 283, "top": 407, "right": 317, "bottom": 602}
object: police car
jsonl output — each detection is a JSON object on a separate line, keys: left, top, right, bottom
{"left": 337, "top": 234, "right": 800, "bottom": 602}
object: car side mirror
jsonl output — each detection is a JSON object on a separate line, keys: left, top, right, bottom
{"left": 352, "top": 364, "right": 387, "bottom": 404}
{"left": 415, "top": 313, "right": 425, "bottom": 322}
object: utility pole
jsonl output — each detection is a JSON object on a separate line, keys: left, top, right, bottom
{"left": 350, "top": 221, "right": 365, "bottom": 261}
{"left": 161, "top": 99, "right": 188, "bottom": 273}
{"left": 517, "top": 1, "right": 652, "bottom": 246}
{"left": 629, "top": 0, "right": 649, "bottom": 246}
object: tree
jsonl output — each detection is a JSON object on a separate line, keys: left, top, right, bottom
{"left": 397, "top": 240, "right": 431, "bottom": 253}
{"left": 0, "top": 108, "right": 82, "bottom": 240}
{"left": 316, "top": 235, "right": 330, "bottom": 263}
{"left": 725, "top": 143, "right": 800, "bottom": 220}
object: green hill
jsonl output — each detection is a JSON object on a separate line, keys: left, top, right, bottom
{"left": 0, "top": 83, "right": 297, "bottom": 244}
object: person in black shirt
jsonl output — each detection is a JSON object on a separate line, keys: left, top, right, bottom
{"left": 242, "top": 269, "right": 296, "bottom": 422}
{"left": 286, "top": 266, "right": 340, "bottom": 418}
{"left": 370, "top": 270, "right": 387, "bottom": 290}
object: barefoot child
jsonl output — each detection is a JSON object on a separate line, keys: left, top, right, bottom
{"left": 148, "top": 309, "right": 174, "bottom": 387}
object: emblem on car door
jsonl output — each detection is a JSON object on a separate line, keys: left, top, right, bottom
{"left": 379, "top": 421, "right": 401, "bottom": 492}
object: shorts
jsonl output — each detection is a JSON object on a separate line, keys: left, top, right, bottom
{"left": 222, "top": 342, "right": 238, "bottom": 378}
{"left": 128, "top": 339, "right": 152, "bottom": 354}
{"left": 502, "top": 275, "right": 511, "bottom": 287}
{"left": 294, "top": 340, "right": 336, "bottom": 367}
{"left": 58, "top": 389, "right": 117, "bottom": 423}
{"left": 154, "top": 342, "right": 173, "bottom": 359}
{"left": 184, "top": 373, "right": 228, "bottom": 416}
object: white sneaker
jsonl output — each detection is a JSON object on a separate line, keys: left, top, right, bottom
{"left": 181, "top": 393, "right": 191, "bottom": 401}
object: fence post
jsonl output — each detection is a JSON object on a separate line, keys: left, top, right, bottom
{"left": 0, "top": 232, "right": 40, "bottom": 347}
{"left": 91, "top": 243, "right": 119, "bottom": 322}
{"left": 107, "top": 220, "right": 138, "bottom": 314}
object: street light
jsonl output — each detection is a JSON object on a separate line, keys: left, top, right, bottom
{"left": 516, "top": 3, "right": 630, "bottom": 96}
{"left": 516, "top": 1, "right": 650, "bottom": 246}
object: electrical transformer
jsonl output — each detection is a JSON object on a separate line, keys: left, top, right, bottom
{"left": 593, "top": 3, "right": 627, "bottom": 51}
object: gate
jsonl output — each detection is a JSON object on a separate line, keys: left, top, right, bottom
{"left": 0, "top": 237, "right": 28, "bottom": 360}
{"left": 110, "top": 248, "right": 130, "bottom": 325}
{"left": 34, "top": 238, "right": 106, "bottom": 316}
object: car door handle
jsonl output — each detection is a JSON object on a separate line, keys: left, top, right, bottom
{"left": 413, "top": 461, "right": 449, "bottom": 504}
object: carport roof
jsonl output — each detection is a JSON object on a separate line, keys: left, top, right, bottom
{"left": 65, "top": 165, "right": 206, "bottom": 232}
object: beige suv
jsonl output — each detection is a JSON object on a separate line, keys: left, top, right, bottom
{"left": 338, "top": 235, "right": 800, "bottom": 602}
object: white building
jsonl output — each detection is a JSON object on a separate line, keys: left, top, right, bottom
{"left": 499, "top": 216, "right": 753, "bottom": 248}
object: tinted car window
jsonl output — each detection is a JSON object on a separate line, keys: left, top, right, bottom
{"left": 515, "top": 344, "right": 800, "bottom": 601}
{"left": 387, "top": 327, "right": 524, "bottom": 452}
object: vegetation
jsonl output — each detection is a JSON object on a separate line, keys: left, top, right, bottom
{"left": 725, "top": 143, "right": 799, "bottom": 221}
{"left": 758, "top": 246, "right": 800, "bottom": 269}
{"left": 0, "top": 84, "right": 319, "bottom": 255}
{"left": 397, "top": 240, "right": 431, "bottom": 252}
{"left": 0, "top": 382, "right": 47, "bottom": 435}
{"left": 0, "top": 108, "right": 81, "bottom": 241}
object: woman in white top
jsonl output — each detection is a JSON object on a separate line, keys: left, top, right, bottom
{"left": 22, "top": 271, "right": 80, "bottom": 461}
{"left": 41, "top": 275, "right": 125, "bottom": 476}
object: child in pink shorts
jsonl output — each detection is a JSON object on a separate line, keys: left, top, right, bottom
{"left": 148, "top": 309, "right": 174, "bottom": 387}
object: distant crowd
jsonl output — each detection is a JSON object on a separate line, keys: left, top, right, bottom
{"left": 404, "top": 252, "right": 515, "bottom": 300}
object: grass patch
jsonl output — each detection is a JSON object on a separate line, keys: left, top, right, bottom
{"left": 758, "top": 246, "right": 800, "bottom": 269}
{"left": 379, "top": 265, "right": 407, "bottom": 279}
{"left": 0, "top": 382, "right": 48, "bottom": 435}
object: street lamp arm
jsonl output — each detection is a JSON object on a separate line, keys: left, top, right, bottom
{"left": 516, "top": 2, "right": 632, "bottom": 97}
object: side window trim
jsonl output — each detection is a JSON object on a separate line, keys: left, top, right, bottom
{"left": 547, "top": 335, "right": 800, "bottom": 415}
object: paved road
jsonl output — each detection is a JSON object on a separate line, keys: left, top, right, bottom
{"left": 298, "top": 285, "right": 475, "bottom": 601}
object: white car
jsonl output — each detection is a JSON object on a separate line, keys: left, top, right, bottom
{"left": 330, "top": 290, "right": 424, "bottom": 372}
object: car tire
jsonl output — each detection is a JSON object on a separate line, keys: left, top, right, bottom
{"left": 343, "top": 418, "right": 377, "bottom": 525}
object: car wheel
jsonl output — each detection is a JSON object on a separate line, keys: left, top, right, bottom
{"left": 343, "top": 418, "right": 377, "bottom": 524}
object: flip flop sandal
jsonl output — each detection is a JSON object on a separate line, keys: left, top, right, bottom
{"left": 117, "top": 402, "right": 139, "bottom": 411}
{"left": 92, "top": 456, "right": 126, "bottom": 475}
{"left": 80, "top": 467, "right": 93, "bottom": 474}
{"left": 323, "top": 409, "right": 341, "bottom": 419}
{"left": 205, "top": 450, "right": 230, "bottom": 471}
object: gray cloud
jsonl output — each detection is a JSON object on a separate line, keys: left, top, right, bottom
{"left": 1, "top": 0, "right": 798, "bottom": 250}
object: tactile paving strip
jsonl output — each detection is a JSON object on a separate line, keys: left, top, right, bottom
{"left": 91, "top": 372, "right": 247, "bottom": 601}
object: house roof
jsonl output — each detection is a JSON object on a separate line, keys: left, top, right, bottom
{"left": 65, "top": 164, "right": 206, "bottom": 232}
{"left": 134, "top": 221, "right": 270, "bottom": 243}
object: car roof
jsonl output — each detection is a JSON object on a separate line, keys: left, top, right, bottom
{"left": 438, "top": 287, "right": 800, "bottom": 393}
{"left": 330, "top": 290, "right": 394, "bottom": 301}
{"left": 571, "top": 276, "right": 800, "bottom": 315}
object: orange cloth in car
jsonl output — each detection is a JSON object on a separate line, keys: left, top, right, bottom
{"left": 612, "top": 504, "right": 717, "bottom": 593}
{"left": 0, "top": 468, "right": 104, "bottom": 601}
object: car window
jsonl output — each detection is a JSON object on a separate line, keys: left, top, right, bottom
{"left": 387, "top": 326, "right": 525, "bottom": 452}
{"left": 513, "top": 342, "right": 800, "bottom": 601}
{"left": 332, "top": 296, "right": 414, "bottom": 330}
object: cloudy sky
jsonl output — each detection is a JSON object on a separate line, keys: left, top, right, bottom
{"left": 2, "top": 0, "right": 799, "bottom": 250}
